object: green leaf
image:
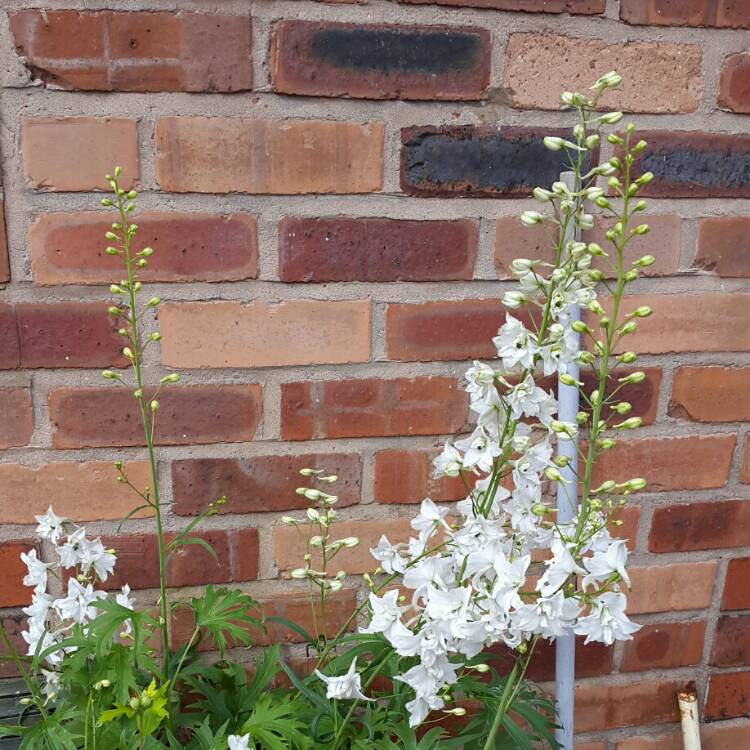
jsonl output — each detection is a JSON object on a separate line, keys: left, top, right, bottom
{"left": 189, "top": 586, "right": 260, "bottom": 658}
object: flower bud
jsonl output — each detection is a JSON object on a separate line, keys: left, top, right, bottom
{"left": 618, "top": 321, "right": 637, "bottom": 335}
{"left": 502, "top": 290, "right": 528, "bottom": 309}
{"left": 160, "top": 373, "right": 181, "bottom": 384}
{"left": 593, "top": 480, "right": 616, "bottom": 494}
{"left": 586, "top": 133, "right": 600, "bottom": 149}
{"left": 122, "top": 347, "right": 134, "bottom": 359}
{"left": 101, "top": 198, "right": 113, "bottom": 207}
{"left": 576, "top": 351, "right": 595, "bottom": 365}
{"left": 576, "top": 411, "right": 589, "bottom": 425}
{"left": 633, "top": 224, "right": 650, "bottom": 236}
{"left": 105, "top": 232, "right": 119, "bottom": 241}
{"left": 571, "top": 320, "right": 591, "bottom": 334}
{"left": 543, "top": 136, "right": 564, "bottom": 151}
{"left": 299, "top": 468, "right": 323, "bottom": 476}
{"left": 150, "top": 400, "right": 158, "bottom": 411}
{"left": 559, "top": 373, "right": 579, "bottom": 387}
{"left": 444, "top": 708, "right": 467, "bottom": 716}
{"left": 637, "top": 171, "right": 654, "bottom": 185}
{"left": 281, "top": 516, "right": 298, "bottom": 525}
{"left": 309, "top": 535, "right": 324, "bottom": 547}
{"left": 607, "top": 133, "right": 624, "bottom": 146}
{"left": 474, "top": 664, "right": 490, "bottom": 673}
{"left": 554, "top": 455, "right": 571, "bottom": 467}
{"left": 520, "top": 210, "right": 544, "bottom": 227}
{"left": 110, "top": 284, "right": 123, "bottom": 295}
{"left": 587, "top": 242, "right": 605, "bottom": 257}
{"left": 306, "top": 508, "right": 321, "bottom": 522}
{"left": 577, "top": 213, "right": 594, "bottom": 230}
{"left": 532, "top": 187, "right": 553, "bottom": 202}
{"left": 593, "top": 70, "right": 622, "bottom": 90}
{"left": 633, "top": 305, "right": 652, "bottom": 318}
{"left": 619, "top": 370, "right": 645, "bottom": 384}
{"left": 595, "top": 196, "right": 611, "bottom": 209}
{"left": 149, "top": 332, "right": 161, "bottom": 341}
{"left": 544, "top": 466, "right": 564, "bottom": 482}
{"left": 614, "top": 416, "right": 642, "bottom": 430}
{"left": 627, "top": 478, "right": 647, "bottom": 491}
{"left": 340, "top": 537, "right": 360, "bottom": 548}
{"left": 633, "top": 255, "right": 655, "bottom": 267}
{"left": 129, "top": 697, "right": 140, "bottom": 711}
{"left": 290, "top": 568, "right": 308, "bottom": 579}
{"left": 623, "top": 269, "right": 639, "bottom": 282}
{"left": 598, "top": 438, "right": 616, "bottom": 450}
{"left": 146, "top": 296, "right": 161, "bottom": 307}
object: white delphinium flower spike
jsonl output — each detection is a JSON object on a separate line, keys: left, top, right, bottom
{"left": 34, "top": 507, "right": 67, "bottom": 545}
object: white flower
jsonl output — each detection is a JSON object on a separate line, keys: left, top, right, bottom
{"left": 370, "top": 536, "right": 405, "bottom": 575}
{"left": 536, "top": 540, "right": 586, "bottom": 598}
{"left": 574, "top": 592, "right": 639, "bottom": 645}
{"left": 34, "top": 507, "right": 66, "bottom": 545}
{"left": 361, "top": 590, "right": 403, "bottom": 638}
{"left": 314, "top": 659, "right": 373, "bottom": 701}
{"left": 116, "top": 584, "right": 134, "bottom": 610}
{"left": 41, "top": 669, "right": 60, "bottom": 700}
{"left": 23, "top": 592, "right": 53, "bottom": 627}
{"left": 56, "top": 527, "right": 87, "bottom": 569}
{"left": 21, "top": 550, "right": 52, "bottom": 594}
{"left": 433, "top": 443, "right": 463, "bottom": 479}
{"left": 455, "top": 426, "right": 500, "bottom": 474}
{"left": 464, "top": 361, "right": 497, "bottom": 404}
{"left": 506, "top": 374, "right": 555, "bottom": 425}
{"left": 78, "top": 538, "right": 117, "bottom": 582}
{"left": 493, "top": 315, "right": 537, "bottom": 370}
{"left": 411, "top": 499, "right": 450, "bottom": 537}
{"left": 582, "top": 539, "right": 631, "bottom": 591}
{"left": 53, "top": 579, "right": 105, "bottom": 625}
{"left": 228, "top": 735, "right": 252, "bottom": 750}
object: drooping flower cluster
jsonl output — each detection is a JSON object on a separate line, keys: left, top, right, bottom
{"left": 21, "top": 507, "right": 133, "bottom": 694}
{"left": 362, "top": 73, "right": 649, "bottom": 727}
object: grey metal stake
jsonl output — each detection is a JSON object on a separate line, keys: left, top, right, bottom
{"left": 554, "top": 170, "right": 580, "bottom": 750}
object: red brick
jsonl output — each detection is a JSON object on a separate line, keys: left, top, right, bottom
{"left": 575, "top": 679, "right": 681, "bottom": 732}
{"left": 592, "top": 434, "right": 736, "bottom": 493}
{"left": 49, "top": 384, "right": 261, "bottom": 448}
{"left": 31, "top": 212, "right": 258, "bottom": 285}
{"left": 623, "top": 132, "right": 750, "bottom": 198}
{"left": 0, "top": 304, "right": 20, "bottom": 369}
{"left": 0, "top": 615, "right": 28, "bottom": 678}
{"left": 274, "top": 518, "right": 412, "bottom": 574}
{"left": 490, "top": 636, "right": 612, "bottom": 681}
{"left": 160, "top": 300, "right": 371, "bottom": 369}
{"left": 594, "top": 294, "right": 750, "bottom": 354}
{"left": 155, "top": 117, "right": 383, "bottom": 194}
{"left": 386, "top": 299, "right": 532, "bottom": 361}
{"left": 495, "top": 215, "right": 680, "bottom": 279}
{"left": 618, "top": 722, "right": 750, "bottom": 749}
{"left": 16, "top": 302, "right": 126, "bottom": 369}
{"left": 504, "top": 33, "right": 700, "bottom": 113}
{"left": 671, "top": 367, "right": 750, "bottom": 421}
{"left": 171, "top": 589, "right": 357, "bottom": 651}
{"left": 621, "top": 621, "right": 706, "bottom": 672}
{"left": 711, "top": 615, "right": 750, "bottom": 667}
{"left": 0, "top": 201, "right": 8, "bottom": 283}
{"left": 172, "top": 453, "right": 361, "bottom": 515}
{"left": 706, "top": 671, "right": 750, "bottom": 720}
{"left": 620, "top": 1, "right": 750, "bottom": 28}
{"left": 696, "top": 217, "right": 750, "bottom": 277}
{"left": 0, "top": 461, "right": 153, "bottom": 524}
{"left": 0, "top": 541, "right": 36, "bottom": 607}
{"left": 100, "top": 529, "right": 258, "bottom": 592}
{"left": 628, "top": 561, "right": 717, "bottom": 615}
{"left": 0, "top": 387, "right": 33, "bottom": 448}
{"left": 722, "top": 557, "right": 750, "bottom": 610}
{"left": 21, "top": 117, "right": 138, "bottom": 192}
{"left": 742, "top": 437, "right": 750, "bottom": 484}
{"left": 650, "top": 500, "right": 750, "bottom": 553}
{"left": 374, "top": 449, "right": 469, "bottom": 504}
{"left": 398, "top": 0, "right": 604, "bottom": 13}
{"left": 278, "top": 217, "right": 477, "bottom": 282}
{"left": 10, "top": 11, "right": 251, "bottom": 93}
{"left": 719, "top": 54, "right": 750, "bottom": 113}
{"left": 281, "top": 377, "right": 468, "bottom": 440}
{"left": 271, "top": 20, "right": 490, "bottom": 101}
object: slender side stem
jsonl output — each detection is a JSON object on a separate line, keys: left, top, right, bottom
{"left": 0, "top": 621, "right": 48, "bottom": 721}
{"left": 115, "top": 191, "right": 171, "bottom": 681}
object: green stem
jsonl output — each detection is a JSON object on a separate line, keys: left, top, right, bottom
{"left": 0, "top": 620, "right": 48, "bottom": 720}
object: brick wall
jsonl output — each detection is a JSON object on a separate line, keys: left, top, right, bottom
{"left": 1, "top": 0, "right": 750, "bottom": 746}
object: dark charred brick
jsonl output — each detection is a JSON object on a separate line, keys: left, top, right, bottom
{"left": 624, "top": 131, "right": 750, "bottom": 198}
{"left": 278, "top": 217, "right": 477, "bottom": 282}
{"left": 706, "top": 671, "right": 750, "bottom": 721}
{"left": 400, "top": 126, "right": 585, "bottom": 198}
{"left": 270, "top": 20, "right": 490, "bottom": 100}
{"left": 398, "top": 0, "right": 604, "bottom": 13}
{"left": 171, "top": 453, "right": 362, "bottom": 515}
{"left": 712, "top": 615, "right": 750, "bottom": 667}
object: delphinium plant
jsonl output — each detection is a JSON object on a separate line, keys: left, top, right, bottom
{"left": 0, "top": 72, "right": 653, "bottom": 750}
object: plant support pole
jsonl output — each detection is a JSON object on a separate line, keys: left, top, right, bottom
{"left": 554, "top": 170, "right": 580, "bottom": 750}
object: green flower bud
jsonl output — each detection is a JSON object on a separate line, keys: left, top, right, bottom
{"left": 160, "top": 373, "right": 180, "bottom": 384}
{"left": 633, "top": 255, "right": 655, "bottom": 267}
{"left": 619, "top": 370, "right": 646, "bottom": 384}
{"left": 627, "top": 478, "right": 647, "bottom": 491}
{"left": 623, "top": 269, "right": 639, "bottom": 282}
{"left": 105, "top": 246, "right": 119, "bottom": 255}
{"left": 147, "top": 296, "right": 161, "bottom": 307}
{"left": 614, "top": 416, "right": 642, "bottom": 430}
{"left": 101, "top": 370, "right": 118, "bottom": 380}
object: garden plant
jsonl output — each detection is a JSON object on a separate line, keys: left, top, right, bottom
{"left": 0, "top": 73, "right": 655, "bottom": 749}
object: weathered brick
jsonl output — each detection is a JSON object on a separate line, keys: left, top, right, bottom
{"left": 0, "top": 202, "right": 8, "bottom": 283}
{"left": 621, "top": 621, "right": 706, "bottom": 672}
{"left": 281, "top": 376, "right": 467, "bottom": 440}
{"left": 21, "top": 118, "right": 138, "bottom": 191}
{"left": 711, "top": 615, "right": 750, "bottom": 667}
{"left": 504, "top": 33, "right": 700, "bottom": 113}
{"left": 172, "top": 453, "right": 361, "bottom": 515}
{"left": 719, "top": 53, "right": 750, "bottom": 113}
{"left": 742, "top": 437, "right": 750, "bottom": 484}
{"left": 0, "top": 541, "right": 36, "bottom": 607}
{"left": 160, "top": 300, "right": 371, "bottom": 368}
{"left": 17, "top": 302, "right": 126, "bottom": 369}
{"left": 171, "top": 590, "right": 357, "bottom": 651}
{"left": 592, "top": 434, "right": 735, "bottom": 493}
{"left": 31, "top": 212, "right": 258, "bottom": 285}
{"left": 650, "top": 500, "right": 750, "bottom": 553}
{"left": 722, "top": 557, "right": 750, "bottom": 610}
{"left": 617, "top": 722, "right": 750, "bottom": 749}
{"left": 0, "top": 305, "right": 20, "bottom": 369}
{"left": 398, "top": 0, "right": 604, "bottom": 13}
{"left": 374, "top": 449, "right": 468, "bottom": 504}
{"left": 0, "top": 387, "right": 33, "bottom": 448}
{"left": 270, "top": 20, "right": 490, "bottom": 101}
{"left": 620, "top": 1, "right": 750, "bottom": 28}
{"left": 155, "top": 117, "right": 383, "bottom": 194}
{"left": 100, "top": 529, "right": 258, "bottom": 591}
{"left": 10, "top": 11, "right": 251, "bottom": 93}
{"left": 623, "top": 132, "right": 750, "bottom": 198}
{"left": 0, "top": 615, "right": 28, "bottom": 678}
{"left": 696, "top": 217, "right": 750, "bottom": 277}
{"left": 495, "top": 214, "right": 681, "bottom": 279}
{"left": 278, "top": 217, "right": 477, "bottom": 282}
{"left": 575, "top": 679, "right": 681, "bottom": 732}
{"left": 628, "top": 561, "right": 717, "bottom": 614}
{"left": 0, "top": 461, "right": 152, "bottom": 524}
{"left": 386, "top": 299, "right": 509, "bottom": 361}
{"left": 49, "top": 384, "right": 261, "bottom": 448}
{"left": 671, "top": 368, "right": 750, "bottom": 422}
{"left": 595, "top": 294, "right": 750, "bottom": 354}
{"left": 706, "top": 671, "right": 750, "bottom": 721}
{"left": 274, "top": 517, "right": 412, "bottom": 574}
{"left": 401, "top": 126, "right": 586, "bottom": 198}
